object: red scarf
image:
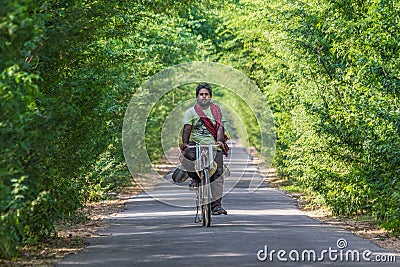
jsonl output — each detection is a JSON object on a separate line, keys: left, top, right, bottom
{"left": 194, "top": 103, "right": 229, "bottom": 156}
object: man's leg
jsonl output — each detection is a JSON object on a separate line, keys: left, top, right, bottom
{"left": 210, "top": 150, "right": 227, "bottom": 215}
{"left": 181, "top": 144, "right": 201, "bottom": 189}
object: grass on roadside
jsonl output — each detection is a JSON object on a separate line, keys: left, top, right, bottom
{"left": 0, "top": 199, "right": 126, "bottom": 267}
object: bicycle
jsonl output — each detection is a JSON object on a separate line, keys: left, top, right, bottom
{"left": 187, "top": 143, "right": 220, "bottom": 227}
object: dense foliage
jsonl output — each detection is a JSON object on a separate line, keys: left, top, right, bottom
{"left": 0, "top": 0, "right": 206, "bottom": 257}
{"left": 1, "top": 0, "right": 399, "bottom": 258}
{"left": 214, "top": 0, "right": 400, "bottom": 233}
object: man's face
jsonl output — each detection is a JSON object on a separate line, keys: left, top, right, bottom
{"left": 196, "top": 88, "right": 211, "bottom": 107}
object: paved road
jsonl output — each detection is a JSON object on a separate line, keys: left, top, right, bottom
{"left": 57, "top": 145, "right": 399, "bottom": 266}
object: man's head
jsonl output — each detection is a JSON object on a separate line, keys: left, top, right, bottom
{"left": 196, "top": 83, "right": 212, "bottom": 108}
{"left": 196, "top": 82, "right": 212, "bottom": 97}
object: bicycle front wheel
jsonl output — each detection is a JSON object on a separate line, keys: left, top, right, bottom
{"left": 201, "top": 169, "right": 212, "bottom": 227}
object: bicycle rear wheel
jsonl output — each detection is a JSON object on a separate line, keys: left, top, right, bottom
{"left": 201, "top": 169, "right": 211, "bottom": 227}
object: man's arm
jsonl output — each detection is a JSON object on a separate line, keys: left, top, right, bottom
{"left": 180, "top": 124, "right": 192, "bottom": 151}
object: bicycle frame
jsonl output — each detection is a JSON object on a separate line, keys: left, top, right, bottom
{"left": 187, "top": 143, "right": 219, "bottom": 227}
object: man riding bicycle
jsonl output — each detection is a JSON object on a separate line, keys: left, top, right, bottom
{"left": 179, "top": 82, "right": 229, "bottom": 216}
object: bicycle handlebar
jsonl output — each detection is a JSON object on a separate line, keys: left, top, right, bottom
{"left": 187, "top": 144, "right": 220, "bottom": 148}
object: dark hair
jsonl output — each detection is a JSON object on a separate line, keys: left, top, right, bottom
{"left": 196, "top": 82, "right": 212, "bottom": 97}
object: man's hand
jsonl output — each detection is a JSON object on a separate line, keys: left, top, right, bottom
{"left": 216, "top": 141, "right": 224, "bottom": 149}
{"left": 180, "top": 143, "right": 188, "bottom": 151}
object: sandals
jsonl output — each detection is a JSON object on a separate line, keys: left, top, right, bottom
{"left": 212, "top": 206, "right": 227, "bottom": 215}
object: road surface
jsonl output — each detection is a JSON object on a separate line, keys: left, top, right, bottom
{"left": 57, "top": 145, "right": 399, "bottom": 266}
